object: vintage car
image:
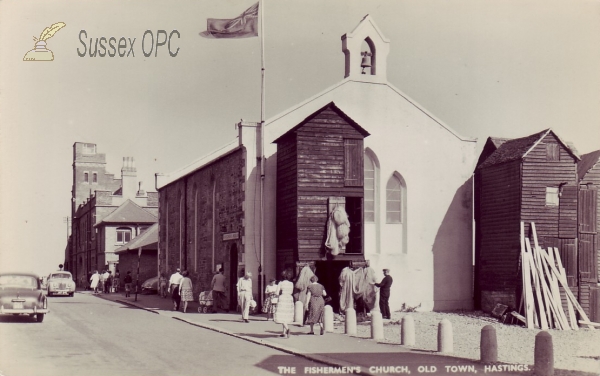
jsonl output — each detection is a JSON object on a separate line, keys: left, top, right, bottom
{"left": 46, "top": 271, "right": 76, "bottom": 297}
{"left": 0, "top": 272, "right": 49, "bottom": 322}
{"left": 141, "top": 276, "right": 158, "bottom": 295}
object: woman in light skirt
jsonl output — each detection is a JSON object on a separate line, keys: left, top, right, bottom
{"left": 179, "top": 270, "right": 193, "bottom": 313}
{"left": 273, "top": 270, "right": 295, "bottom": 338}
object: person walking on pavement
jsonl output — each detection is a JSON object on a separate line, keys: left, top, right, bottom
{"left": 305, "top": 275, "right": 327, "bottom": 335}
{"left": 90, "top": 271, "right": 100, "bottom": 294}
{"left": 105, "top": 271, "right": 113, "bottom": 293}
{"left": 159, "top": 273, "right": 168, "bottom": 298}
{"left": 113, "top": 269, "right": 120, "bottom": 293}
{"left": 211, "top": 268, "right": 228, "bottom": 313}
{"left": 179, "top": 271, "right": 193, "bottom": 313}
{"left": 102, "top": 270, "right": 110, "bottom": 293}
{"left": 273, "top": 270, "right": 294, "bottom": 338}
{"left": 375, "top": 268, "right": 393, "bottom": 319}
{"left": 124, "top": 271, "right": 133, "bottom": 297}
{"left": 262, "top": 279, "right": 278, "bottom": 320}
{"left": 169, "top": 268, "right": 183, "bottom": 311}
{"left": 98, "top": 270, "right": 106, "bottom": 294}
{"left": 236, "top": 271, "right": 253, "bottom": 323}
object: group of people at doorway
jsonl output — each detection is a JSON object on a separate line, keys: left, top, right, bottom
{"left": 164, "top": 265, "right": 393, "bottom": 339}
{"left": 88, "top": 269, "right": 123, "bottom": 294}
{"left": 236, "top": 269, "right": 328, "bottom": 338}
{"left": 89, "top": 270, "right": 132, "bottom": 296}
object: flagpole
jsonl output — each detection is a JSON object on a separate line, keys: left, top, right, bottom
{"left": 259, "top": 0, "right": 266, "bottom": 308}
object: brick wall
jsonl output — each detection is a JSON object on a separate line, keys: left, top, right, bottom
{"left": 158, "top": 148, "right": 245, "bottom": 302}
{"left": 118, "top": 251, "right": 158, "bottom": 288}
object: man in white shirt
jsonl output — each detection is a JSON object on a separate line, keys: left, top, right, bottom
{"left": 236, "top": 271, "right": 253, "bottom": 323}
{"left": 168, "top": 268, "right": 183, "bottom": 311}
{"left": 211, "top": 268, "right": 227, "bottom": 313}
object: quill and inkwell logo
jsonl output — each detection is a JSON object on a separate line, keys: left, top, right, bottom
{"left": 23, "top": 22, "right": 66, "bottom": 61}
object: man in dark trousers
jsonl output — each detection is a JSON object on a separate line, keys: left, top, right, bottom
{"left": 375, "top": 269, "right": 393, "bottom": 319}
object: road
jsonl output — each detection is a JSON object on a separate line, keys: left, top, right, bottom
{"left": 0, "top": 293, "right": 322, "bottom": 376}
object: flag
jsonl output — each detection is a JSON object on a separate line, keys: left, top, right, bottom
{"left": 200, "top": 3, "right": 259, "bottom": 39}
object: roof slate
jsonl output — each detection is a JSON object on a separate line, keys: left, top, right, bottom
{"left": 96, "top": 200, "right": 157, "bottom": 225}
{"left": 578, "top": 149, "right": 600, "bottom": 181}
{"left": 477, "top": 129, "right": 549, "bottom": 169}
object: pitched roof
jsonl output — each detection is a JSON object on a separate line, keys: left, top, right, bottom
{"left": 273, "top": 102, "right": 370, "bottom": 144}
{"left": 114, "top": 223, "right": 158, "bottom": 253}
{"left": 578, "top": 149, "right": 600, "bottom": 181}
{"left": 95, "top": 200, "right": 157, "bottom": 226}
{"left": 478, "top": 129, "right": 580, "bottom": 169}
{"left": 156, "top": 140, "right": 241, "bottom": 190}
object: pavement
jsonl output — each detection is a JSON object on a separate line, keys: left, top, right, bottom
{"left": 82, "top": 289, "right": 528, "bottom": 376}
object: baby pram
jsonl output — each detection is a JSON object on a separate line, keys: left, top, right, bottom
{"left": 198, "top": 290, "right": 214, "bottom": 313}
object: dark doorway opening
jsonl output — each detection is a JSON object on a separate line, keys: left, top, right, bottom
{"left": 315, "top": 260, "right": 351, "bottom": 313}
{"left": 229, "top": 243, "right": 238, "bottom": 311}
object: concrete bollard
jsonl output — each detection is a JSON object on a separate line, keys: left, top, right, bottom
{"left": 371, "top": 310, "right": 384, "bottom": 340}
{"left": 480, "top": 325, "right": 498, "bottom": 363}
{"left": 534, "top": 331, "right": 554, "bottom": 376}
{"left": 324, "top": 305, "right": 334, "bottom": 333}
{"left": 294, "top": 301, "right": 304, "bottom": 325}
{"left": 345, "top": 307, "right": 357, "bottom": 336}
{"left": 437, "top": 319, "right": 453, "bottom": 353}
{"left": 401, "top": 315, "right": 415, "bottom": 346}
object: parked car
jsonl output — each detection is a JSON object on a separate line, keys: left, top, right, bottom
{"left": 46, "top": 271, "right": 76, "bottom": 297}
{"left": 141, "top": 276, "right": 159, "bottom": 294}
{"left": 0, "top": 272, "right": 49, "bottom": 322}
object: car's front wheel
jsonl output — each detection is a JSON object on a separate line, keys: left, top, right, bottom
{"left": 36, "top": 313, "right": 44, "bottom": 323}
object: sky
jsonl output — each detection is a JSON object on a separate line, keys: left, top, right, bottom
{"left": 1, "top": 0, "right": 599, "bottom": 277}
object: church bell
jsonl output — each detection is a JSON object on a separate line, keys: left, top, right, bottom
{"left": 360, "top": 51, "right": 372, "bottom": 74}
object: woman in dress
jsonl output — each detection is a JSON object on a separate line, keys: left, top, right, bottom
{"left": 179, "top": 270, "right": 193, "bottom": 313}
{"left": 262, "top": 279, "right": 278, "bottom": 320}
{"left": 89, "top": 270, "right": 100, "bottom": 294}
{"left": 273, "top": 270, "right": 295, "bottom": 338}
{"left": 305, "top": 275, "right": 327, "bottom": 335}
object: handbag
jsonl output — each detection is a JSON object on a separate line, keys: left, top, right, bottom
{"left": 270, "top": 296, "right": 279, "bottom": 304}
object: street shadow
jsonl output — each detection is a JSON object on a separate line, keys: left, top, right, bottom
{"left": 0, "top": 315, "right": 38, "bottom": 324}
{"left": 234, "top": 332, "right": 282, "bottom": 339}
{"left": 209, "top": 319, "right": 248, "bottom": 323}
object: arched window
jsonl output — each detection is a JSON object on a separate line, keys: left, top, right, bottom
{"left": 364, "top": 152, "right": 376, "bottom": 222}
{"left": 386, "top": 175, "right": 404, "bottom": 223}
{"left": 116, "top": 227, "right": 132, "bottom": 244}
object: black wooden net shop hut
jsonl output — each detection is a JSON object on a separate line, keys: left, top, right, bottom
{"left": 474, "top": 129, "right": 582, "bottom": 313}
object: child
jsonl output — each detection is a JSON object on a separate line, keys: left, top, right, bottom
{"left": 159, "top": 273, "right": 168, "bottom": 298}
{"left": 262, "top": 279, "right": 278, "bottom": 320}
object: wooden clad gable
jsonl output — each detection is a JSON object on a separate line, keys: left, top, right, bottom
{"left": 275, "top": 103, "right": 368, "bottom": 266}
{"left": 521, "top": 131, "right": 578, "bottom": 247}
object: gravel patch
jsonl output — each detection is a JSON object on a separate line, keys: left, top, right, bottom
{"left": 331, "top": 310, "right": 600, "bottom": 374}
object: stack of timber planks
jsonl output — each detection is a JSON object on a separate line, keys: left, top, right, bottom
{"left": 518, "top": 222, "right": 595, "bottom": 330}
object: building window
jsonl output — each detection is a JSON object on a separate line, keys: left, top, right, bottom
{"left": 386, "top": 175, "right": 403, "bottom": 223}
{"left": 546, "top": 144, "right": 560, "bottom": 161}
{"left": 116, "top": 227, "right": 132, "bottom": 244}
{"left": 92, "top": 172, "right": 98, "bottom": 184}
{"left": 82, "top": 143, "right": 96, "bottom": 154}
{"left": 84, "top": 172, "right": 89, "bottom": 183}
{"left": 364, "top": 153, "right": 376, "bottom": 222}
{"left": 546, "top": 187, "right": 559, "bottom": 206}
{"left": 344, "top": 139, "right": 363, "bottom": 186}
